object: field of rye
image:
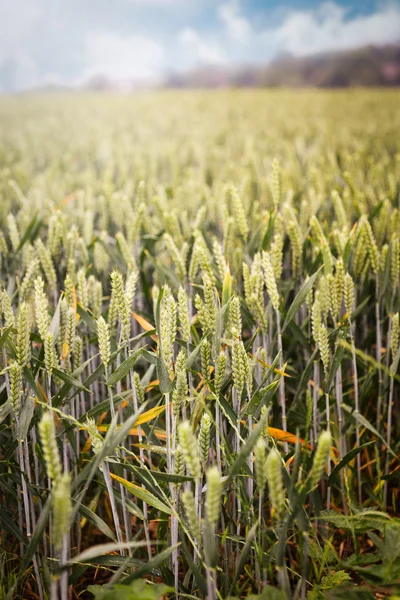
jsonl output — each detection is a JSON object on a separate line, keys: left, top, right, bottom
{"left": 0, "top": 90, "right": 399, "bottom": 600}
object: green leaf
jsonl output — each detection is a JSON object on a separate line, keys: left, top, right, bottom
{"left": 88, "top": 581, "right": 174, "bottom": 600}
{"left": 261, "top": 211, "right": 275, "bottom": 251}
{"left": 49, "top": 296, "right": 62, "bottom": 340}
{"left": 222, "top": 267, "right": 232, "bottom": 306}
{"left": 0, "top": 400, "right": 12, "bottom": 425}
{"left": 15, "top": 212, "right": 42, "bottom": 254}
{"left": 132, "top": 466, "right": 192, "bottom": 485}
{"left": 342, "top": 553, "right": 381, "bottom": 567}
{"left": 185, "top": 335, "right": 205, "bottom": 369}
{"left": 0, "top": 507, "right": 25, "bottom": 543}
{"left": 68, "top": 541, "right": 152, "bottom": 564}
{"left": 291, "top": 348, "right": 318, "bottom": 410}
{"left": 110, "top": 473, "right": 173, "bottom": 515}
{"left": 227, "top": 586, "right": 287, "bottom": 600}
{"left": 254, "top": 351, "right": 281, "bottom": 393}
{"left": 142, "top": 350, "right": 158, "bottom": 366}
{"left": 107, "top": 349, "right": 144, "bottom": 386}
{"left": 215, "top": 298, "right": 230, "bottom": 357}
{"left": 76, "top": 503, "right": 117, "bottom": 543}
{"left": 341, "top": 404, "right": 396, "bottom": 458}
{"left": 0, "top": 326, "right": 14, "bottom": 352}
{"left": 217, "top": 395, "right": 241, "bottom": 434}
{"left": 121, "top": 544, "right": 180, "bottom": 584}
{"left": 77, "top": 304, "right": 98, "bottom": 333}
{"left": 245, "top": 380, "right": 279, "bottom": 416}
{"left": 282, "top": 268, "right": 322, "bottom": 333}
{"left": 319, "top": 509, "right": 391, "bottom": 533}
{"left": 17, "top": 496, "right": 52, "bottom": 587}
{"left": 229, "top": 521, "right": 258, "bottom": 593}
{"left": 326, "top": 587, "right": 375, "bottom": 600}
{"left": 52, "top": 367, "right": 91, "bottom": 392}
{"left": 156, "top": 355, "right": 172, "bottom": 394}
{"left": 328, "top": 442, "right": 374, "bottom": 485}
{"left": 16, "top": 397, "right": 35, "bottom": 441}
{"left": 321, "top": 571, "right": 352, "bottom": 590}
{"left": 180, "top": 538, "right": 208, "bottom": 596}
{"left": 326, "top": 334, "right": 346, "bottom": 392}
{"left": 23, "top": 366, "right": 47, "bottom": 402}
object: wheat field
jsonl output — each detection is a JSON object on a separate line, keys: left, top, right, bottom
{"left": 0, "top": 89, "right": 399, "bottom": 600}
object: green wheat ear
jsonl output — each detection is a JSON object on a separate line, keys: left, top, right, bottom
{"left": 266, "top": 448, "right": 285, "bottom": 518}
{"left": 9, "top": 361, "right": 23, "bottom": 418}
{"left": 391, "top": 313, "right": 399, "bottom": 357}
{"left": 126, "top": 269, "right": 139, "bottom": 309}
{"left": 262, "top": 251, "right": 280, "bottom": 312}
{"left": 76, "top": 268, "right": 88, "bottom": 310}
{"left": 86, "top": 417, "right": 104, "bottom": 459}
{"left": 34, "top": 276, "right": 50, "bottom": 338}
{"left": 214, "top": 350, "right": 227, "bottom": 396}
{"left": 88, "top": 276, "right": 102, "bottom": 318}
{"left": 63, "top": 273, "right": 74, "bottom": 308}
{"left": 228, "top": 296, "right": 242, "bottom": 336}
{"left": 16, "top": 302, "right": 31, "bottom": 367}
{"left": 20, "top": 257, "right": 39, "bottom": 299}
{"left": 205, "top": 466, "right": 222, "bottom": 529}
{"left": 362, "top": 217, "right": 380, "bottom": 275}
{"left": 133, "top": 372, "right": 145, "bottom": 405}
{"left": 318, "top": 323, "right": 330, "bottom": 376}
{"left": 52, "top": 472, "right": 72, "bottom": 552}
{"left": 160, "top": 290, "right": 177, "bottom": 375}
{"left": 38, "top": 412, "right": 62, "bottom": 484}
{"left": 202, "top": 274, "right": 217, "bottom": 335}
{"left": 232, "top": 337, "right": 248, "bottom": 396}
{"left": 198, "top": 412, "right": 212, "bottom": 465}
{"left": 97, "top": 316, "right": 111, "bottom": 369}
{"left": 230, "top": 186, "right": 248, "bottom": 241}
{"left": 310, "top": 430, "right": 332, "bottom": 488}
{"left": 1, "top": 289, "right": 15, "bottom": 329}
{"left": 35, "top": 239, "right": 57, "bottom": 290}
{"left": 182, "top": 489, "right": 201, "bottom": 541}
{"left": 7, "top": 213, "right": 20, "bottom": 253}
{"left": 271, "top": 158, "right": 281, "bottom": 209}
{"left": 177, "top": 287, "right": 190, "bottom": 342}
{"left": 390, "top": 237, "right": 399, "bottom": 291}
{"left": 172, "top": 349, "right": 187, "bottom": 416}
{"left": 255, "top": 437, "right": 268, "bottom": 492}
{"left": 344, "top": 272, "right": 355, "bottom": 316}
{"left": 44, "top": 332, "right": 57, "bottom": 378}
{"left": 110, "top": 270, "right": 131, "bottom": 339}
{"left": 178, "top": 421, "right": 201, "bottom": 480}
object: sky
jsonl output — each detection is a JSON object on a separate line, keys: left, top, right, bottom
{"left": 0, "top": 0, "right": 400, "bottom": 91}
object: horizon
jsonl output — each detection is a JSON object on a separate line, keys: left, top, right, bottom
{"left": 1, "top": 0, "right": 400, "bottom": 92}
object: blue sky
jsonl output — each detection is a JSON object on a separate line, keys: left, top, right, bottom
{"left": 0, "top": 0, "right": 399, "bottom": 91}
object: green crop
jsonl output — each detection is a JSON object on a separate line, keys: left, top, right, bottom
{"left": 0, "top": 89, "right": 399, "bottom": 600}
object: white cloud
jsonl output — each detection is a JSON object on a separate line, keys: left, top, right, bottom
{"left": 265, "top": 1, "right": 400, "bottom": 56}
{"left": 179, "top": 27, "right": 226, "bottom": 64}
{"left": 125, "top": 0, "right": 190, "bottom": 3}
{"left": 0, "top": 0, "right": 48, "bottom": 90}
{"left": 1, "top": 0, "right": 400, "bottom": 91}
{"left": 83, "top": 30, "right": 165, "bottom": 83}
{"left": 0, "top": 0, "right": 44, "bottom": 63}
{"left": 218, "top": 0, "right": 251, "bottom": 43}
